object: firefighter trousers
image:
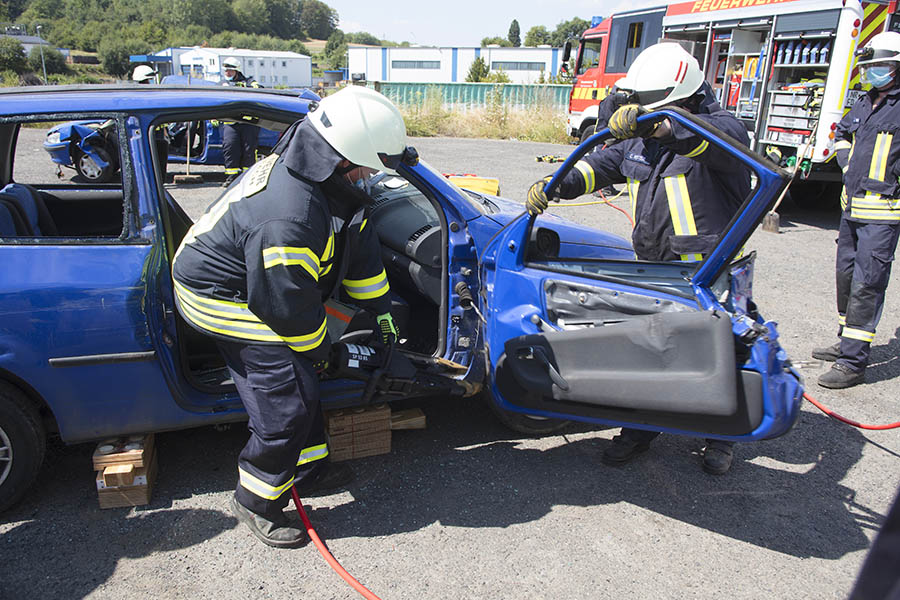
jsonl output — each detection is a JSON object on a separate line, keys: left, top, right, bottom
{"left": 835, "top": 217, "right": 900, "bottom": 372}
{"left": 222, "top": 123, "right": 259, "bottom": 175}
{"left": 217, "top": 340, "right": 328, "bottom": 516}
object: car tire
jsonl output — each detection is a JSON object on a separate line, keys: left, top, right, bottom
{"left": 484, "top": 390, "right": 570, "bottom": 436}
{"left": 73, "top": 144, "right": 117, "bottom": 184}
{"left": 0, "top": 382, "right": 45, "bottom": 514}
{"left": 579, "top": 123, "right": 597, "bottom": 145}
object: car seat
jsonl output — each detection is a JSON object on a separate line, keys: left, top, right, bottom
{"left": 0, "top": 196, "right": 33, "bottom": 236}
{"left": 0, "top": 203, "right": 19, "bottom": 236}
{"left": 0, "top": 183, "right": 59, "bottom": 235}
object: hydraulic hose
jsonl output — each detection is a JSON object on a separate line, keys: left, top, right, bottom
{"left": 803, "top": 392, "right": 900, "bottom": 430}
{"left": 291, "top": 486, "right": 382, "bottom": 600}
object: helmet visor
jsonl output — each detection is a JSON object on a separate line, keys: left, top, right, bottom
{"left": 618, "top": 86, "right": 675, "bottom": 108}
{"left": 857, "top": 47, "right": 900, "bottom": 66}
{"left": 378, "top": 151, "right": 403, "bottom": 171}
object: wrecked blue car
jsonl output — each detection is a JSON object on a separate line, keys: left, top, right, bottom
{"left": 0, "top": 85, "right": 802, "bottom": 512}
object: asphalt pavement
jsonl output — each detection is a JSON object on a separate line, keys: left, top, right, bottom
{"left": 1, "top": 130, "right": 899, "bottom": 599}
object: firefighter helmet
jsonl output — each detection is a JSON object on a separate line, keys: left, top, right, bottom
{"left": 615, "top": 42, "right": 704, "bottom": 110}
{"left": 856, "top": 31, "right": 900, "bottom": 66}
{"left": 222, "top": 56, "right": 241, "bottom": 70}
{"left": 307, "top": 86, "right": 409, "bottom": 175}
{"left": 131, "top": 65, "right": 157, "bottom": 83}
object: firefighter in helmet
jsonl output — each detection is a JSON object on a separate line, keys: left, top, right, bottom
{"left": 220, "top": 56, "right": 262, "bottom": 187}
{"left": 526, "top": 42, "right": 751, "bottom": 474}
{"left": 131, "top": 64, "right": 157, "bottom": 84}
{"left": 813, "top": 32, "right": 900, "bottom": 389}
{"left": 172, "top": 86, "right": 411, "bottom": 548}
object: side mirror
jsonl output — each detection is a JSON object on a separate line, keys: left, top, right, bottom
{"left": 562, "top": 40, "right": 572, "bottom": 63}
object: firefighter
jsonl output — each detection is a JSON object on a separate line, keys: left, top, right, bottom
{"left": 813, "top": 32, "right": 900, "bottom": 389}
{"left": 131, "top": 65, "right": 157, "bottom": 84}
{"left": 172, "top": 86, "right": 411, "bottom": 548}
{"left": 220, "top": 56, "right": 262, "bottom": 187}
{"left": 132, "top": 65, "right": 169, "bottom": 180}
{"left": 526, "top": 42, "right": 751, "bottom": 474}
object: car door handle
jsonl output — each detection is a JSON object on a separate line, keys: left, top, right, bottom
{"left": 531, "top": 346, "right": 570, "bottom": 392}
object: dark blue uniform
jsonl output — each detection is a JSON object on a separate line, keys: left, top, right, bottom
{"left": 831, "top": 84, "right": 900, "bottom": 372}
{"left": 222, "top": 72, "right": 262, "bottom": 178}
{"left": 553, "top": 88, "right": 750, "bottom": 450}
{"left": 172, "top": 120, "right": 391, "bottom": 515}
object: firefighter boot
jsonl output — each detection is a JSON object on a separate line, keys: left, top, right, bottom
{"left": 812, "top": 341, "right": 841, "bottom": 362}
{"left": 702, "top": 440, "right": 734, "bottom": 475}
{"left": 602, "top": 431, "right": 654, "bottom": 465}
{"left": 296, "top": 462, "right": 354, "bottom": 497}
{"left": 230, "top": 495, "right": 307, "bottom": 549}
{"left": 818, "top": 363, "right": 865, "bottom": 389}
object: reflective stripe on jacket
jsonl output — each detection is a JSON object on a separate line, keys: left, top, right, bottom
{"left": 835, "top": 86, "right": 900, "bottom": 223}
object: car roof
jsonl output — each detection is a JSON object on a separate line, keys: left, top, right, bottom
{"left": 0, "top": 84, "right": 320, "bottom": 118}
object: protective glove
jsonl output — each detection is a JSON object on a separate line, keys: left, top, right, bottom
{"left": 607, "top": 104, "right": 658, "bottom": 140}
{"left": 526, "top": 176, "right": 554, "bottom": 216}
{"left": 376, "top": 313, "right": 399, "bottom": 345}
{"left": 312, "top": 359, "right": 329, "bottom": 374}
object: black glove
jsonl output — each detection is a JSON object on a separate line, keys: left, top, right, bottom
{"left": 376, "top": 313, "right": 398, "bottom": 345}
{"left": 312, "top": 359, "right": 329, "bottom": 375}
{"left": 607, "top": 104, "right": 658, "bottom": 140}
{"left": 526, "top": 176, "right": 555, "bottom": 216}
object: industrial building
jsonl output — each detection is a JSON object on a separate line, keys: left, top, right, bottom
{"left": 347, "top": 45, "right": 563, "bottom": 83}
{"left": 130, "top": 47, "right": 312, "bottom": 87}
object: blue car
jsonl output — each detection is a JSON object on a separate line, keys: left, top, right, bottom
{"left": 0, "top": 85, "right": 802, "bottom": 512}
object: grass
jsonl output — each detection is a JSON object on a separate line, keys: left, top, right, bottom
{"left": 400, "top": 86, "right": 569, "bottom": 144}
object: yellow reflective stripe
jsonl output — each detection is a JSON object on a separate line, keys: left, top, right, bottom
{"left": 360, "top": 218, "right": 367, "bottom": 232}
{"left": 224, "top": 167, "right": 241, "bottom": 175}
{"left": 834, "top": 140, "right": 852, "bottom": 151}
{"left": 320, "top": 263, "right": 333, "bottom": 276}
{"left": 684, "top": 140, "right": 709, "bottom": 158}
{"left": 627, "top": 178, "right": 640, "bottom": 224}
{"left": 238, "top": 467, "right": 295, "bottom": 501}
{"left": 296, "top": 443, "right": 329, "bottom": 466}
{"left": 262, "top": 246, "right": 320, "bottom": 279}
{"left": 838, "top": 314, "right": 846, "bottom": 326}
{"left": 664, "top": 174, "right": 702, "bottom": 261}
{"left": 343, "top": 269, "right": 389, "bottom": 300}
{"left": 175, "top": 284, "right": 261, "bottom": 323}
{"left": 574, "top": 160, "right": 595, "bottom": 195}
{"left": 869, "top": 133, "right": 891, "bottom": 182}
{"left": 849, "top": 207, "right": 900, "bottom": 221}
{"left": 842, "top": 327, "right": 875, "bottom": 343}
{"left": 841, "top": 187, "right": 848, "bottom": 210}
{"left": 851, "top": 197, "right": 897, "bottom": 209}
{"left": 321, "top": 231, "right": 334, "bottom": 264}
{"left": 174, "top": 279, "right": 250, "bottom": 310}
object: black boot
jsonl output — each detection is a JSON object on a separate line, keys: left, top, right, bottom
{"left": 295, "top": 462, "right": 354, "bottom": 497}
{"left": 702, "top": 440, "right": 734, "bottom": 475}
{"left": 230, "top": 495, "right": 307, "bottom": 549}
{"left": 818, "top": 363, "right": 865, "bottom": 389}
{"left": 602, "top": 433, "right": 652, "bottom": 465}
{"left": 222, "top": 173, "right": 239, "bottom": 187}
{"left": 812, "top": 341, "right": 841, "bottom": 362}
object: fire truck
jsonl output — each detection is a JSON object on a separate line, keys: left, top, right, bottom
{"left": 564, "top": 0, "right": 899, "bottom": 188}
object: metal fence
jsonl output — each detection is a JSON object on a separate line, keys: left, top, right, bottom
{"left": 368, "top": 82, "right": 572, "bottom": 112}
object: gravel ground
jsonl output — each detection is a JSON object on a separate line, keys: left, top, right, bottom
{"left": 1, "top": 130, "right": 899, "bottom": 600}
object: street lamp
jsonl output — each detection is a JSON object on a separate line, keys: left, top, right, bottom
{"left": 35, "top": 25, "right": 47, "bottom": 85}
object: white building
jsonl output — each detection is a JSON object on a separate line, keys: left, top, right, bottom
{"left": 348, "top": 45, "right": 562, "bottom": 84}
{"left": 135, "top": 47, "right": 312, "bottom": 87}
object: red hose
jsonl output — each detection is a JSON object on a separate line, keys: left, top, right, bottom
{"left": 803, "top": 392, "right": 900, "bottom": 430}
{"left": 596, "top": 187, "right": 635, "bottom": 227}
{"left": 291, "top": 486, "right": 382, "bottom": 600}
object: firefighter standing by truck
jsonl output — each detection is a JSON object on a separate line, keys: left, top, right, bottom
{"left": 814, "top": 32, "right": 900, "bottom": 389}
{"left": 527, "top": 42, "right": 750, "bottom": 474}
{"left": 221, "top": 56, "right": 262, "bottom": 187}
{"left": 172, "top": 86, "right": 409, "bottom": 548}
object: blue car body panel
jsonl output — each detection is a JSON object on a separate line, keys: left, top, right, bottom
{"left": 0, "top": 88, "right": 802, "bottom": 445}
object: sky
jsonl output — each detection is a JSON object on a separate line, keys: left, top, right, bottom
{"left": 329, "top": 0, "right": 667, "bottom": 47}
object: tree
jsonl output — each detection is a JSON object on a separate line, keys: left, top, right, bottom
{"left": 550, "top": 17, "right": 590, "bottom": 48}
{"left": 28, "top": 45, "right": 68, "bottom": 75}
{"left": 232, "top": 0, "right": 269, "bottom": 34}
{"left": 0, "top": 37, "right": 27, "bottom": 74}
{"left": 98, "top": 37, "right": 150, "bottom": 77}
{"left": 265, "top": 0, "right": 301, "bottom": 39}
{"left": 465, "top": 56, "right": 488, "bottom": 82}
{"left": 484, "top": 69, "right": 510, "bottom": 83}
{"left": 480, "top": 36, "right": 511, "bottom": 47}
{"left": 507, "top": 19, "right": 520, "bottom": 47}
{"left": 523, "top": 25, "right": 551, "bottom": 47}
{"left": 299, "top": 0, "right": 338, "bottom": 39}
{"left": 346, "top": 31, "right": 381, "bottom": 46}
{"left": 324, "top": 29, "right": 345, "bottom": 55}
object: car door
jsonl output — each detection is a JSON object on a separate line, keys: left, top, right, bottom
{"left": 482, "top": 108, "right": 804, "bottom": 442}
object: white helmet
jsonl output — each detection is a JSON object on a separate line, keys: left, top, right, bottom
{"left": 308, "top": 86, "right": 409, "bottom": 175}
{"left": 856, "top": 31, "right": 900, "bottom": 66}
{"left": 222, "top": 56, "right": 241, "bottom": 70}
{"left": 132, "top": 65, "right": 157, "bottom": 83}
{"left": 615, "top": 42, "right": 704, "bottom": 109}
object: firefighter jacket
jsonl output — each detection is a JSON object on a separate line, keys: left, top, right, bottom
{"left": 224, "top": 71, "right": 262, "bottom": 88}
{"left": 171, "top": 119, "right": 392, "bottom": 362}
{"left": 834, "top": 84, "right": 900, "bottom": 223}
{"left": 555, "top": 89, "right": 751, "bottom": 261}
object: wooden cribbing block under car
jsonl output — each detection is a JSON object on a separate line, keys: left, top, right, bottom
{"left": 92, "top": 434, "right": 157, "bottom": 509}
{"left": 324, "top": 405, "right": 428, "bottom": 462}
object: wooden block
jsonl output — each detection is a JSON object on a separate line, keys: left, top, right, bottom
{"left": 96, "top": 447, "right": 157, "bottom": 509}
{"left": 391, "top": 408, "right": 426, "bottom": 430}
{"left": 325, "top": 405, "right": 390, "bottom": 435}
{"left": 92, "top": 433, "right": 154, "bottom": 471}
{"left": 103, "top": 463, "right": 135, "bottom": 487}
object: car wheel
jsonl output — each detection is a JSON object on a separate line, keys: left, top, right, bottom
{"left": 73, "top": 144, "right": 117, "bottom": 183}
{"left": 484, "top": 390, "right": 570, "bottom": 436}
{"left": 579, "top": 123, "right": 597, "bottom": 145}
{"left": 0, "top": 383, "right": 45, "bottom": 514}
